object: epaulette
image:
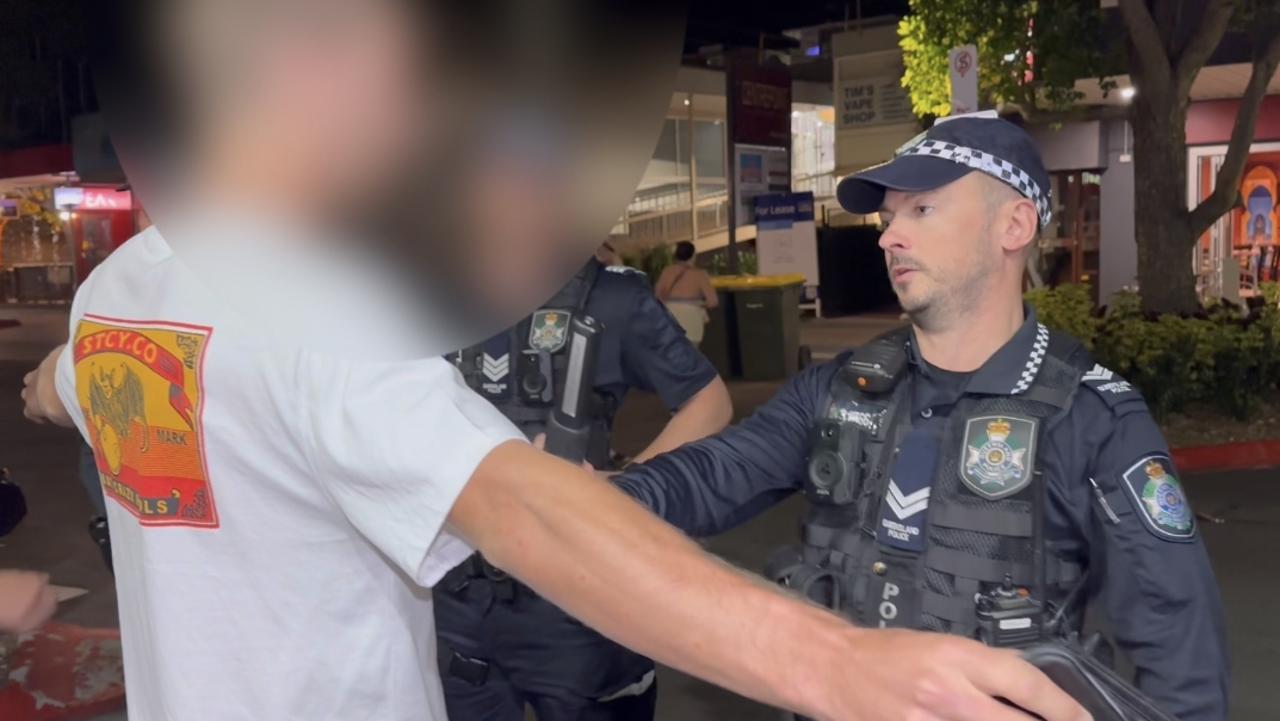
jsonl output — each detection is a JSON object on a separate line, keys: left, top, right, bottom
{"left": 1078, "top": 363, "right": 1146, "bottom": 412}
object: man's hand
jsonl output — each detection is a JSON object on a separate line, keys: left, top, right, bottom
{"left": 822, "top": 628, "right": 1089, "bottom": 721}
{"left": 21, "top": 345, "right": 73, "bottom": 427}
{"left": 0, "top": 571, "right": 58, "bottom": 634}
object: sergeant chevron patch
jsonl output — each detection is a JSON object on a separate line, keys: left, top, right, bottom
{"left": 886, "top": 481, "right": 930, "bottom": 520}
{"left": 482, "top": 353, "right": 509, "bottom": 382}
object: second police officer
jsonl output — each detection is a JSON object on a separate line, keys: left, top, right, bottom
{"left": 614, "top": 116, "right": 1230, "bottom": 721}
{"left": 439, "top": 244, "right": 733, "bottom": 721}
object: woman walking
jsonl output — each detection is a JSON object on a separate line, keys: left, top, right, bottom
{"left": 655, "top": 241, "right": 718, "bottom": 345}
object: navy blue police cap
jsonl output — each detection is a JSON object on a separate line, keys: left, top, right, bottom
{"left": 836, "top": 114, "right": 1052, "bottom": 228}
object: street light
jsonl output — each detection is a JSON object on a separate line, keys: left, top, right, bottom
{"left": 1120, "top": 86, "right": 1137, "bottom": 100}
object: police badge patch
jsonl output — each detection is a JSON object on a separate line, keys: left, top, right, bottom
{"left": 959, "top": 415, "right": 1037, "bottom": 500}
{"left": 1122, "top": 455, "right": 1196, "bottom": 541}
{"left": 529, "top": 310, "right": 571, "bottom": 353}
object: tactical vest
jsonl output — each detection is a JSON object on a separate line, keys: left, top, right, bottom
{"left": 451, "top": 261, "right": 613, "bottom": 468}
{"left": 770, "top": 326, "right": 1088, "bottom": 642}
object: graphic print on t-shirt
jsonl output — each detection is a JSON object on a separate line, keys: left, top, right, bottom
{"left": 72, "top": 315, "right": 218, "bottom": 528}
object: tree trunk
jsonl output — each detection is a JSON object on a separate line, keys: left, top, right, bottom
{"left": 1130, "top": 87, "right": 1200, "bottom": 314}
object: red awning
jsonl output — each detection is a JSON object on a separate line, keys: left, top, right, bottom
{"left": 0, "top": 145, "right": 73, "bottom": 180}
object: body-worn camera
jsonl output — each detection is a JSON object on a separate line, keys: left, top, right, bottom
{"left": 806, "top": 420, "right": 864, "bottom": 506}
{"left": 517, "top": 349, "right": 555, "bottom": 406}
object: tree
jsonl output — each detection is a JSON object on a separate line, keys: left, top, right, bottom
{"left": 1119, "top": 0, "right": 1280, "bottom": 314}
{"left": 899, "top": 0, "right": 1114, "bottom": 120}
{"left": 899, "top": 0, "right": 1116, "bottom": 290}
{"left": 901, "top": 0, "right": 1280, "bottom": 314}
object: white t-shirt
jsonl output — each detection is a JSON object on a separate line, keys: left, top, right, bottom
{"left": 54, "top": 226, "right": 523, "bottom": 721}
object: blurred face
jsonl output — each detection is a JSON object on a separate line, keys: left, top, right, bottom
{"left": 179, "top": 0, "right": 427, "bottom": 215}
{"left": 878, "top": 173, "right": 1001, "bottom": 327}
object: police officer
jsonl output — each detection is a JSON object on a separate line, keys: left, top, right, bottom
{"left": 615, "top": 117, "right": 1230, "bottom": 721}
{"left": 438, "top": 246, "right": 733, "bottom": 721}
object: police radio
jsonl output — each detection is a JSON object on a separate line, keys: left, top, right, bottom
{"left": 975, "top": 574, "right": 1044, "bottom": 649}
{"left": 544, "top": 315, "right": 602, "bottom": 464}
{"left": 839, "top": 335, "right": 908, "bottom": 395}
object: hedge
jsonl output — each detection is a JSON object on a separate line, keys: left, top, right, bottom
{"left": 1025, "top": 283, "right": 1280, "bottom": 420}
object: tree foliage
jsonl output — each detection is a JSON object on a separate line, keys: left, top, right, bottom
{"left": 1119, "top": 0, "right": 1280, "bottom": 313}
{"left": 898, "top": 0, "right": 1114, "bottom": 119}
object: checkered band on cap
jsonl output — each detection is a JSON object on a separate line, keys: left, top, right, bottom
{"left": 900, "top": 139, "right": 1052, "bottom": 227}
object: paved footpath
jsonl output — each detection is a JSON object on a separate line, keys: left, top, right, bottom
{"left": 1, "top": 310, "right": 1272, "bottom": 720}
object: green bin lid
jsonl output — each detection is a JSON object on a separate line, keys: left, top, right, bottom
{"left": 711, "top": 273, "right": 806, "bottom": 290}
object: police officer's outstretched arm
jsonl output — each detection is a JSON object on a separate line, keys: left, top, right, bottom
{"left": 614, "top": 360, "right": 836, "bottom": 537}
{"left": 1068, "top": 389, "right": 1230, "bottom": 721}
{"left": 452, "top": 439, "right": 1092, "bottom": 721}
{"left": 617, "top": 282, "right": 732, "bottom": 463}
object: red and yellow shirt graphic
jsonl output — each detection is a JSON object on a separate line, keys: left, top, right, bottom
{"left": 72, "top": 315, "right": 218, "bottom": 528}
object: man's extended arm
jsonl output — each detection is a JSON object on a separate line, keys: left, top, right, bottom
{"left": 452, "top": 440, "right": 1089, "bottom": 721}
{"left": 614, "top": 361, "right": 835, "bottom": 537}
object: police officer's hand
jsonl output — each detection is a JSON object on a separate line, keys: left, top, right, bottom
{"left": 0, "top": 570, "right": 58, "bottom": 634}
{"left": 831, "top": 629, "right": 1090, "bottom": 721}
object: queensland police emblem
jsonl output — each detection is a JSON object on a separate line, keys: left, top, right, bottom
{"left": 529, "top": 310, "right": 571, "bottom": 353}
{"left": 959, "top": 415, "right": 1037, "bottom": 499}
{"left": 1123, "top": 455, "right": 1195, "bottom": 541}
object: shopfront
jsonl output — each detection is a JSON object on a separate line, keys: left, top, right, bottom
{"left": 1029, "top": 120, "right": 1119, "bottom": 303}
{"left": 1188, "top": 96, "right": 1280, "bottom": 302}
{"left": 55, "top": 185, "right": 138, "bottom": 285}
{"left": 0, "top": 183, "right": 140, "bottom": 304}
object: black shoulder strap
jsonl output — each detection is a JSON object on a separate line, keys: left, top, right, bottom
{"left": 576, "top": 259, "right": 602, "bottom": 314}
{"left": 1045, "top": 331, "right": 1093, "bottom": 372}
{"left": 544, "top": 259, "right": 603, "bottom": 314}
{"left": 1018, "top": 329, "right": 1087, "bottom": 410}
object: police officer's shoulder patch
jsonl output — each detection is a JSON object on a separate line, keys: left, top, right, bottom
{"left": 1079, "top": 364, "right": 1143, "bottom": 410}
{"left": 1120, "top": 454, "right": 1196, "bottom": 541}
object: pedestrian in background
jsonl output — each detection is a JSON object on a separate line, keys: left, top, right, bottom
{"left": 655, "top": 241, "right": 718, "bottom": 345}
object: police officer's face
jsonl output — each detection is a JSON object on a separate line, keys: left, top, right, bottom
{"left": 878, "top": 174, "right": 1000, "bottom": 322}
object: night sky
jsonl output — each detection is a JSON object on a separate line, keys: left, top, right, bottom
{"left": 684, "top": 0, "right": 911, "bottom": 53}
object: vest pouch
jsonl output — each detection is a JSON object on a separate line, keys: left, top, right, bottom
{"left": 786, "top": 564, "right": 844, "bottom": 612}
{"left": 763, "top": 545, "right": 805, "bottom": 585}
